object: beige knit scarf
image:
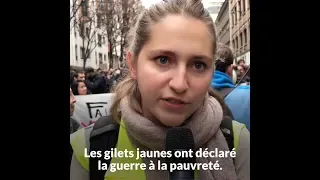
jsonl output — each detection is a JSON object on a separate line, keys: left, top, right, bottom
{"left": 119, "top": 94, "right": 237, "bottom": 180}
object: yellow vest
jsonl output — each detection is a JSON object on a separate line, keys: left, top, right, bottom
{"left": 70, "top": 120, "right": 246, "bottom": 180}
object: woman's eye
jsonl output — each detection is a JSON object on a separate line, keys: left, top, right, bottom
{"left": 157, "top": 56, "right": 169, "bottom": 64}
{"left": 194, "top": 61, "right": 206, "bottom": 70}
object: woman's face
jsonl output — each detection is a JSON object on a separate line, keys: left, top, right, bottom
{"left": 237, "top": 65, "right": 244, "bottom": 74}
{"left": 77, "top": 82, "right": 87, "bottom": 95}
{"left": 129, "top": 15, "right": 214, "bottom": 127}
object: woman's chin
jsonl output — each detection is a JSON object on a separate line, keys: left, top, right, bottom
{"left": 158, "top": 115, "right": 186, "bottom": 127}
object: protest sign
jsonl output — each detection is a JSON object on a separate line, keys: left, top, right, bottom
{"left": 72, "top": 93, "right": 115, "bottom": 127}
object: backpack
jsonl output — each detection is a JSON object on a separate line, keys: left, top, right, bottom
{"left": 218, "top": 87, "right": 235, "bottom": 117}
{"left": 89, "top": 113, "right": 236, "bottom": 180}
{"left": 219, "top": 87, "right": 235, "bottom": 99}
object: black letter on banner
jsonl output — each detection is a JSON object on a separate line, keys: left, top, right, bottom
{"left": 86, "top": 102, "right": 108, "bottom": 119}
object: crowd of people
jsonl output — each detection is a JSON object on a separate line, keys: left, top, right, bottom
{"left": 234, "top": 59, "right": 250, "bottom": 85}
{"left": 69, "top": 66, "right": 129, "bottom": 134}
{"left": 211, "top": 43, "right": 250, "bottom": 131}
{"left": 70, "top": 0, "right": 250, "bottom": 180}
{"left": 70, "top": 66, "right": 129, "bottom": 95}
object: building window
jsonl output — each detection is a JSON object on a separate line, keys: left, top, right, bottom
{"left": 97, "top": 14, "right": 101, "bottom": 28}
{"left": 98, "top": 34, "right": 102, "bottom": 47}
{"left": 235, "top": 37, "right": 238, "bottom": 50}
{"left": 80, "top": 47, "right": 85, "bottom": 59}
{"left": 104, "top": 54, "right": 106, "bottom": 62}
{"left": 75, "top": 45, "right": 78, "bottom": 61}
{"left": 86, "top": 27, "right": 90, "bottom": 37}
{"left": 242, "top": 0, "right": 246, "bottom": 13}
{"left": 244, "top": 29, "right": 247, "bottom": 44}
{"left": 238, "top": 1, "right": 241, "bottom": 18}
{"left": 240, "top": 33, "right": 243, "bottom": 47}
{"left": 231, "top": 13, "right": 234, "bottom": 26}
{"left": 74, "top": 19, "right": 77, "bottom": 37}
{"left": 95, "top": 52, "right": 97, "bottom": 65}
{"left": 232, "top": 40, "right": 235, "bottom": 50}
{"left": 234, "top": 7, "right": 237, "bottom": 23}
{"left": 99, "top": 53, "right": 103, "bottom": 64}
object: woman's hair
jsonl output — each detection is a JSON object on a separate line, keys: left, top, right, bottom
{"left": 208, "top": 87, "right": 232, "bottom": 117}
{"left": 237, "top": 59, "right": 245, "bottom": 65}
{"left": 71, "top": 80, "right": 86, "bottom": 95}
{"left": 110, "top": 0, "right": 218, "bottom": 122}
{"left": 215, "top": 43, "right": 234, "bottom": 73}
{"left": 70, "top": 72, "right": 75, "bottom": 86}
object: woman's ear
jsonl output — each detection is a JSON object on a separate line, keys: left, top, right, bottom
{"left": 127, "top": 52, "right": 137, "bottom": 79}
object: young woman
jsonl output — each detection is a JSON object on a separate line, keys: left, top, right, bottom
{"left": 70, "top": 1, "right": 249, "bottom": 180}
{"left": 71, "top": 80, "right": 90, "bottom": 95}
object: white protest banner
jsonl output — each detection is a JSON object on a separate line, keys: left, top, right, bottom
{"left": 72, "top": 93, "right": 115, "bottom": 127}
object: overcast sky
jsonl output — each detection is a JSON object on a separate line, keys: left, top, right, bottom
{"left": 141, "top": 0, "right": 225, "bottom": 8}
{"left": 140, "top": 0, "right": 225, "bottom": 21}
{"left": 141, "top": 0, "right": 162, "bottom": 8}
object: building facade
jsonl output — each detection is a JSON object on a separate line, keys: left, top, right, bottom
{"left": 229, "top": 0, "right": 250, "bottom": 64}
{"left": 214, "top": 0, "right": 250, "bottom": 64}
{"left": 70, "top": 0, "right": 109, "bottom": 70}
{"left": 215, "top": 0, "right": 230, "bottom": 46}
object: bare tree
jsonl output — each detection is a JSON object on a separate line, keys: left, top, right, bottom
{"left": 70, "top": 0, "right": 82, "bottom": 23}
{"left": 76, "top": 0, "right": 107, "bottom": 69}
{"left": 82, "top": 0, "right": 142, "bottom": 69}
{"left": 70, "top": 0, "right": 89, "bottom": 31}
{"left": 99, "top": 0, "right": 119, "bottom": 68}
{"left": 117, "top": 0, "right": 143, "bottom": 63}
{"left": 70, "top": 0, "right": 104, "bottom": 31}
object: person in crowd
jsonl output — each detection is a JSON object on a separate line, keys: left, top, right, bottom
{"left": 236, "top": 65, "right": 245, "bottom": 83}
{"left": 237, "top": 59, "right": 245, "bottom": 66}
{"left": 243, "top": 65, "right": 250, "bottom": 83}
{"left": 237, "top": 65, "right": 245, "bottom": 75}
{"left": 71, "top": 1, "right": 249, "bottom": 180}
{"left": 106, "top": 69, "right": 113, "bottom": 78}
{"left": 112, "top": 68, "right": 122, "bottom": 85}
{"left": 97, "top": 68, "right": 102, "bottom": 74}
{"left": 70, "top": 72, "right": 76, "bottom": 85}
{"left": 71, "top": 80, "right": 90, "bottom": 95}
{"left": 84, "top": 67, "right": 107, "bottom": 94}
{"left": 211, "top": 44, "right": 250, "bottom": 131}
{"left": 75, "top": 71, "right": 85, "bottom": 81}
{"left": 236, "top": 65, "right": 250, "bottom": 85}
{"left": 109, "top": 68, "right": 130, "bottom": 92}
{"left": 211, "top": 43, "right": 236, "bottom": 91}
{"left": 100, "top": 69, "right": 107, "bottom": 77}
{"left": 235, "top": 65, "right": 250, "bottom": 85}
{"left": 105, "top": 69, "right": 115, "bottom": 93}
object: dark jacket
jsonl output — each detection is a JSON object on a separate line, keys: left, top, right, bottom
{"left": 84, "top": 74, "right": 107, "bottom": 94}
{"left": 105, "top": 76, "right": 116, "bottom": 93}
{"left": 70, "top": 118, "right": 80, "bottom": 134}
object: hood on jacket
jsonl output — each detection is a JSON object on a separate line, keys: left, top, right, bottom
{"left": 211, "top": 70, "right": 235, "bottom": 90}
